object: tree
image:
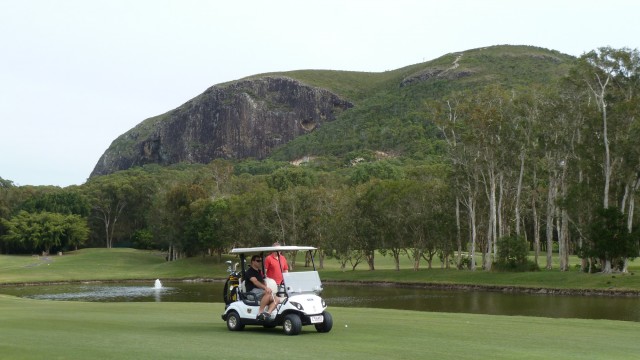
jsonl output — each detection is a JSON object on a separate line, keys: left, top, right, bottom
{"left": 1, "top": 211, "right": 89, "bottom": 254}
{"left": 585, "top": 208, "right": 639, "bottom": 270}
{"left": 63, "top": 214, "right": 90, "bottom": 250}
{"left": 20, "top": 188, "right": 90, "bottom": 216}
{"left": 186, "top": 197, "right": 231, "bottom": 259}
{"left": 571, "top": 47, "right": 640, "bottom": 272}
{"left": 495, "top": 235, "right": 531, "bottom": 271}
{"left": 324, "top": 187, "right": 365, "bottom": 271}
{"left": 434, "top": 85, "right": 513, "bottom": 270}
{"left": 162, "top": 182, "right": 208, "bottom": 259}
{"left": 85, "top": 176, "right": 131, "bottom": 249}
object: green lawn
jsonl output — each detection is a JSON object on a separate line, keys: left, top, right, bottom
{"left": 1, "top": 248, "right": 640, "bottom": 359}
{"left": 1, "top": 295, "right": 639, "bottom": 360}
{"left": 2, "top": 248, "right": 639, "bottom": 293}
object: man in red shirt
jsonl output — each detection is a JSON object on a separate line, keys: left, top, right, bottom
{"left": 264, "top": 242, "right": 289, "bottom": 285}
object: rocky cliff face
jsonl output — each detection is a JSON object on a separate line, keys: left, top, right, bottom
{"left": 90, "top": 77, "right": 353, "bottom": 177}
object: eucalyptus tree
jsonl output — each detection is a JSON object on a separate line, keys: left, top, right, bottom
{"left": 535, "top": 87, "right": 587, "bottom": 271}
{"left": 571, "top": 47, "right": 640, "bottom": 272}
{"left": 405, "top": 164, "right": 456, "bottom": 270}
{"left": 162, "top": 182, "right": 209, "bottom": 259}
{"left": 509, "top": 90, "right": 541, "bottom": 237}
{"left": 268, "top": 185, "right": 325, "bottom": 268}
{"left": 438, "top": 86, "right": 514, "bottom": 270}
{"left": 573, "top": 47, "right": 640, "bottom": 210}
{"left": 84, "top": 171, "right": 157, "bottom": 249}
{"left": 207, "top": 159, "right": 234, "bottom": 195}
{"left": 264, "top": 167, "right": 321, "bottom": 268}
{"left": 324, "top": 186, "right": 365, "bottom": 271}
{"left": 226, "top": 182, "right": 278, "bottom": 248}
{"left": 186, "top": 197, "right": 231, "bottom": 259}
{"left": 304, "top": 186, "right": 341, "bottom": 269}
{"left": 84, "top": 176, "right": 130, "bottom": 249}
{"left": 432, "top": 96, "right": 481, "bottom": 270}
{"left": 353, "top": 181, "right": 386, "bottom": 271}
{"left": 359, "top": 180, "right": 409, "bottom": 270}
{"left": 404, "top": 178, "right": 455, "bottom": 270}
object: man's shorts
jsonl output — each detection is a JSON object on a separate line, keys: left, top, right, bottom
{"left": 250, "top": 288, "right": 265, "bottom": 301}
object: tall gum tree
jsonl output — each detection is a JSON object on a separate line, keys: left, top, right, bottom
{"left": 573, "top": 47, "right": 640, "bottom": 273}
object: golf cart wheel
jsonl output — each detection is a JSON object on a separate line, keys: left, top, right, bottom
{"left": 283, "top": 313, "right": 302, "bottom": 336}
{"left": 226, "top": 311, "right": 244, "bottom": 331}
{"left": 314, "top": 311, "right": 333, "bottom": 333}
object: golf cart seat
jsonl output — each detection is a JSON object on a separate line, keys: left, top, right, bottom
{"left": 238, "top": 280, "right": 259, "bottom": 306}
{"left": 238, "top": 277, "right": 279, "bottom": 306}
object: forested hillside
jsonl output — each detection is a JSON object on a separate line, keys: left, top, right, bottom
{"left": 91, "top": 45, "right": 573, "bottom": 176}
{"left": 1, "top": 45, "right": 638, "bottom": 275}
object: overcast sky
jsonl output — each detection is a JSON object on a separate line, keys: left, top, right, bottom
{"left": 1, "top": 0, "right": 638, "bottom": 187}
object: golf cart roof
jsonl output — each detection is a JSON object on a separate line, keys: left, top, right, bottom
{"left": 230, "top": 246, "right": 316, "bottom": 254}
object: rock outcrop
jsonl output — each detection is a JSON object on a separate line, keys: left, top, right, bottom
{"left": 90, "top": 77, "right": 353, "bottom": 177}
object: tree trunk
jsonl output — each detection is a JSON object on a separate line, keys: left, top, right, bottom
{"left": 545, "top": 175, "right": 556, "bottom": 270}
{"left": 468, "top": 194, "right": 477, "bottom": 271}
{"left": 484, "top": 166, "right": 497, "bottom": 271}
{"left": 559, "top": 162, "right": 569, "bottom": 271}
{"left": 366, "top": 251, "right": 375, "bottom": 271}
{"left": 532, "top": 195, "right": 540, "bottom": 267}
{"left": 602, "top": 95, "right": 611, "bottom": 210}
{"left": 622, "top": 176, "right": 640, "bottom": 273}
{"left": 515, "top": 152, "right": 525, "bottom": 236}
{"left": 455, "top": 197, "right": 462, "bottom": 269}
{"left": 498, "top": 172, "right": 504, "bottom": 240}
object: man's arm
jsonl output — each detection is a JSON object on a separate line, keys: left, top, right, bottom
{"left": 249, "top": 275, "right": 271, "bottom": 292}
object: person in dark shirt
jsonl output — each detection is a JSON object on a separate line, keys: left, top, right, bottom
{"left": 245, "top": 254, "right": 279, "bottom": 320}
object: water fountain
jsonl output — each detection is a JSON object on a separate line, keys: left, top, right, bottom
{"left": 154, "top": 279, "right": 162, "bottom": 289}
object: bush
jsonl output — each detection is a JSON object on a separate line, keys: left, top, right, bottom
{"left": 458, "top": 254, "right": 475, "bottom": 270}
{"left": 494, "top": 259, "right": 539, "bottom": 272}
{"left": 495, "top": 235, "right": 532, "bottom": 272}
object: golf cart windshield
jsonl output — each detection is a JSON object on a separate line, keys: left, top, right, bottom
{"left": 283, "top": 271, "right": 323, "bottom": 295}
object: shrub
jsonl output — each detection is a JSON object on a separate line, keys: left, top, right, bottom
{"left": 495, "top": 235, "right": 533, "bottom": 272}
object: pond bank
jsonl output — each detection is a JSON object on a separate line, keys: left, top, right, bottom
{"left": 324, "top": 280, "right": 640, "bottom": 297}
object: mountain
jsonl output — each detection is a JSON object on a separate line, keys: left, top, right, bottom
{"left": 90, "top": 45, "right": 575, "bottom": 177}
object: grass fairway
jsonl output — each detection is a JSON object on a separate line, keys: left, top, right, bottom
{"left": 3, "top": 248, "right": 640, "bottom": 293}
{"left": 1, "top": 249, "right": 640, "bottom": 359}
{"left": 1, "top": 295, "right": 639, "bottom": 360}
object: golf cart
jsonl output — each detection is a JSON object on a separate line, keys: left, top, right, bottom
{"left": 221, "top": 246, "right": 333, "bottom": 335}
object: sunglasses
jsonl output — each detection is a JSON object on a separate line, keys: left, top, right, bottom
{"left": 254, "top": 259, "right": 262, "bottom": 262}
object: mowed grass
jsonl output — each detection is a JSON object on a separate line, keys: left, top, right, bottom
{"left": 2, "top": 248, "right": 640, "bottom": 292}
{"left": 1, "top": 295, "right": 639, "bottom": 360}
{"left": 0, "top": 248, "right": 218, "bottom": 283}
{"left": 2, "top": 249, "right": 640, "bottom": 359}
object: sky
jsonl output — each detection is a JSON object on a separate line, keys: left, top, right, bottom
{"left": 1, "top": 0, "right": 638, "bottom": 187}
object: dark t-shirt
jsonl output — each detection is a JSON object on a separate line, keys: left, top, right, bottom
{"left": 245, "top": 266, "right": 264, "bottom": 292}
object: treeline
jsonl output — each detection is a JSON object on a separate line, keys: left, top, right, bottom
{"left": 1, "top": 47, "right": 638, "bottom": 273}
{"left": 429, "top": 47, "right": 640, "bottom": 273}
{"left": 0, "top": 159, "right": 456, "bottom": 271}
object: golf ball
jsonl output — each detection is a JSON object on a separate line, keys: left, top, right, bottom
{"left": 345, "top": 324, "right": 348, "bottom": 328}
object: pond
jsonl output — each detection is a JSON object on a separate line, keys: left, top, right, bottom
{"left": 1, "top": 281, "right": 639, "bottom": 322}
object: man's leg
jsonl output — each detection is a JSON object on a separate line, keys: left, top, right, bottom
{"left": 259, "top": 294, "right": 270, "bottom": 313}
{"left": 266, "top": 295, "right": 279, "bottom": 313}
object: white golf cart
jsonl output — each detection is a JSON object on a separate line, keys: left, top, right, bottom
{"left": 221, "top": 246, "right": 333, "bottom": 335}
